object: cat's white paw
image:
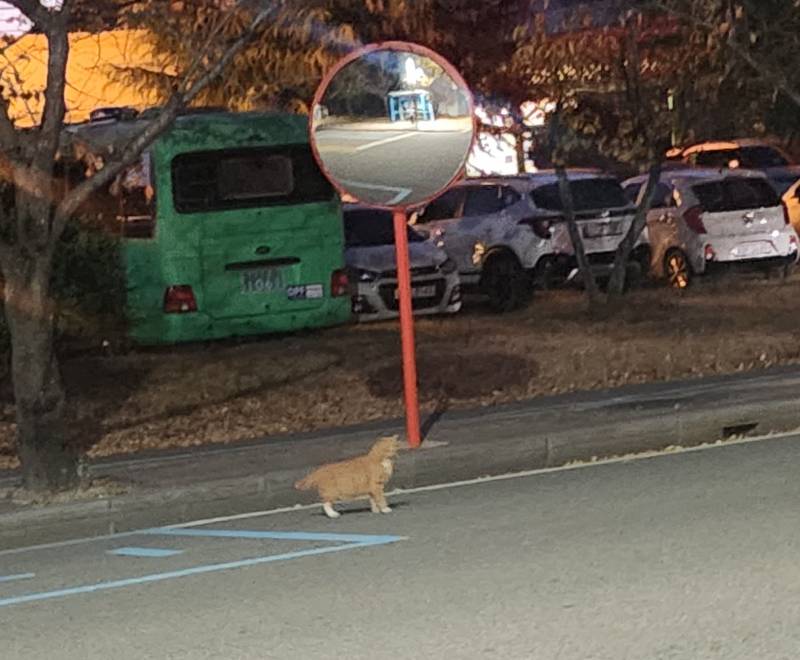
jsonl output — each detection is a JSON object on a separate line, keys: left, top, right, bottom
{"left": 323, "top": 503, "right": 341, "bottom": 519}
{"left": 380, "top": 505, "right": 392, "bottom": 514}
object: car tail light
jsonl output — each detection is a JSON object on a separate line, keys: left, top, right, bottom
{"left": 331, "top": 269, "right": 349, "bottom": 297}
{"left": 519, "top": 217, "right": 553, "bottom": 239}
{"left": 782, "top": 201, "right": 791, "bottom": 226}
{"left": 704, "top": 244, "right": 716, "bottom": 262}
{"left": 683, "top": 205, "right": 707, "bottom": 234}
{"left": 163, "top": 285, "right": 197, "bottom": 314}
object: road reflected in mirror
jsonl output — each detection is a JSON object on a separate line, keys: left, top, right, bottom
{"left": 311, "top": 46, "right": 474, "bottom": 207}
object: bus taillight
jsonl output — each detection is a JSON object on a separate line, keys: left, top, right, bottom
{"left": 330, "top": 270, "right": 349, "bottom": 297}
{"left": 164, "top": 285, "right": 198, "bottom": 313}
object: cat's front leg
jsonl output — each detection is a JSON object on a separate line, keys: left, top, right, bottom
{"left": 322, "top": 502, "right": 341, "bottom": 519}
{"left": 373, "top": 488, "right": 392, "bottom": 514}
{"left": 369, "top": 496, "right": 380, "bottom": 513}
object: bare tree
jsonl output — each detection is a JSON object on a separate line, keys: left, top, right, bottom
{"left": 0, "top": 0, "right": 304, "bottom": 491}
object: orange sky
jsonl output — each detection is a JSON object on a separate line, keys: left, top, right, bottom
{"left": 2, "top": 29, "right": 166, "bottom": 127}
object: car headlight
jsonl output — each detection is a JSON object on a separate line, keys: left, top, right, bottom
{"left": 347, "top": 267, "right": 379, "bottom": 283}
{"left": 439, "top": 258, "right": 457, "bottom": 274}
{"left": 472, "top": 241, "right": 486, "bottom": 267}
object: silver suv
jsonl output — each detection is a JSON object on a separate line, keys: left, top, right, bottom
{"left": 413, "top": 171, "right": 646, "bottom": 311}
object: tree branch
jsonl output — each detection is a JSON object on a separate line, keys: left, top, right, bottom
{"left": 652, "top": 0, "right": 800, "bottom": 110}
{"left": 723, "top": 37, "right": 800, "bottom": 109}
{"left": 36, "top": 5, "right": 69, "bottom": 167}
{"left": 607, "top": 161, "right": 661, "bottom": 300}
{"left": 555, "top": 163, "right": 601, "bottom": 306}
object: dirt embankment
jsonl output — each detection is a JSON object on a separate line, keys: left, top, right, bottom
{"left": 2, "top": 278, "right": 799, "bottom": 470}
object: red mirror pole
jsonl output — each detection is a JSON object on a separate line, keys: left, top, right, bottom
{"left": 393, "top": 208, "right": 421, "bottom": 448}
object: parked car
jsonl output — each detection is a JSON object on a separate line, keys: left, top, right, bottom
{"left": 526, "top": 170, "right": 649, "bottom": 288}
{"left": 412, "top": 171, "right": 647, "bottom": 311}
{"left": 343, "top": 205, "right": 461, "bottom": 322}
{"left": 782, "top": 178, "right": 800, "bottom": 237}
{"left": 623, "top": 168, "right": 799, "bottom": 288}
{"left": 670, "top": 139, "right": 800, "bottom": 195}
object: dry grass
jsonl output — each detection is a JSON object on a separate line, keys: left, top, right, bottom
{"left": 2, "top": 275, "right": 799, "bottom": 470}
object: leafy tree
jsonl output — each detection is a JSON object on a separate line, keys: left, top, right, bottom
{"left": 0, "top": 0, "right": 306, "bottom": 492}
{"left": 650, "top": 0, "right": 800, "bottom": 149}
{"left": 124, "top": 1, "right": 529, "bottom": 166}
{"left": 655, "top": 0, "right": 800, "bottom": 110}
{"left": 119, "top": 0, "right": 439, "bottom": 113}
{"left": 513, "top": 4, "right": 723, "bottom": 303}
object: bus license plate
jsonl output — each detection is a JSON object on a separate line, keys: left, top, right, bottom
{"left": 241, "top": 269, "right": 283, "bottom": 294}
{"left": 395, "top": 285, "right": 436, "bottom": 300}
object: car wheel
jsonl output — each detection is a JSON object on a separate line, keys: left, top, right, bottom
{"left": 532, "top": 257, "right": 560, "bottom": 290}
{"left": 482, "top": 252, "right": 529, "bottom": 313}
{"left": 664, "top": 249, "right": 692, "bottom": 290}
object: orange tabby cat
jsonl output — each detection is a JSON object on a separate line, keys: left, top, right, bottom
{"left": 294, "top": 436, "right": 400, "bottom": 519}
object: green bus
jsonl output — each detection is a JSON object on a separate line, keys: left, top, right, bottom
{"left": 66, "top": 111, "right": 351, "bottom": 344}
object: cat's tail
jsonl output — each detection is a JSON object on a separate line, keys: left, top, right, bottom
{"left": 294, "top": 473, "right": 316, "bottom": 491}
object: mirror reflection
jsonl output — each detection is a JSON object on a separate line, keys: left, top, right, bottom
{"left": 311, "top": 47, "right": 474, "bottom": 207}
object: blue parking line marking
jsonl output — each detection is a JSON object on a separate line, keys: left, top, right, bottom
{"left": 0, "top": 573, "right": 35, "bottom": 584}
{"left": 146, "top": 528, "right": 405, "bottom": 545}
{"left": 0, "top": 536, "right": 404, "bottom": 609}
{"left": 108, "top": 547, "right": 184, "bottom": 558}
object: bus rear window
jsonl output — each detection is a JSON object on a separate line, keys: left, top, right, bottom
{"left": 172, "top": 145, "right": 333, "bottom": 213}
{"left": 218, "top": 154, "right": 293, "bottom": 201}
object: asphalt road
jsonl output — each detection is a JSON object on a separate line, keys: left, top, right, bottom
{"left": 4, "top": 434, "right": 800, "bottom": 659}
{"left": 314, "top": 124, "right": 473, "bottom": 205}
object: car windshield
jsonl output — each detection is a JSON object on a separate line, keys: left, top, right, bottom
{"left": 694, "top": 146, "right": 789, "bottom": 169}
{"left": 344, "top": 208, "right": 426, "bottom": 247}
{"left": 738, "top": 146, "right": 789, "bottom": 168}
{"left": 531, "top": 178, "right": 630, "bottom": 212}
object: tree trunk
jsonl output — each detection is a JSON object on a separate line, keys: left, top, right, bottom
{"left": 516, "top": 128, "right": 527, "bottom": 174}
{"left": 607, "top": 163, "right": 662, "bottom": 301}
{"left": 555, "top": 166, "right": 601, "bottom": 307}
{"left": 3, "top": 253, "right": 76, "bottom": 492}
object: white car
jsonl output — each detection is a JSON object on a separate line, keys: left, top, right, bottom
{"left": 529, "top": 171, "right": 649, "bottom": 287}
{"left": 343, "top": 205, "right": 461, "bottom": 322}
{"left": 413, "top": 171, "right": 647, "bottom": 311}
{"left": 623, "top": 168, "right": 799, "bottom": 288}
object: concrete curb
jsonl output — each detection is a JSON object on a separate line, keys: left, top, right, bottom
{"left": 3, "top": 366, "right": 800, "bottom": 549}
